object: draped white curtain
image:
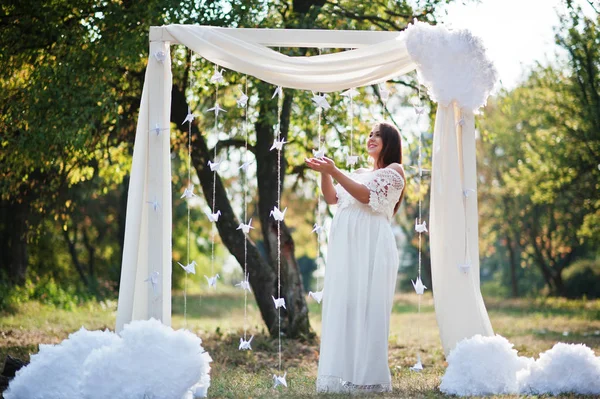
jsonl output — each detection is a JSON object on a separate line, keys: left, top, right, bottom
{"left": 116, "top": 21, "right": 497, "bottom": 356}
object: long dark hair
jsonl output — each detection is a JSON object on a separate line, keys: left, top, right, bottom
{"left": 374, "top": 122, "right": 405, "bottom": 214}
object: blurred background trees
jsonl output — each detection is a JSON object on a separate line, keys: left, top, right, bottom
{"left": 0, "top": 0, "right": 598, "bottom": 330}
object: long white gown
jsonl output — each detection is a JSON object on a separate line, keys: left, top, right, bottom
{"left": 316, "top": 167, "right": 405, "bottom": 394}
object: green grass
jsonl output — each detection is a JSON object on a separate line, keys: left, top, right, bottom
{"left": 1, "top": 290, "right": 600, "bottom": 398}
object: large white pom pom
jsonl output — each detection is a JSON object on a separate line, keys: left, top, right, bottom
{"left": 518, "top": 342, "right": 600, "bottom": 395}
{"left": 440, "top": 334, "right": 533, "bottom": 396}
{"left": 405, "top": 20, "right": 498, "bottom": 111}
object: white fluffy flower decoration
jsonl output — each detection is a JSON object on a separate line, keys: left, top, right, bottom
{"left": 405, "top": 20, "right": 498, "bottom": 111}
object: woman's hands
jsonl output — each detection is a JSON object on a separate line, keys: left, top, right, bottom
{"left": 305, "top": 157, "right": 337, "bottom": 175}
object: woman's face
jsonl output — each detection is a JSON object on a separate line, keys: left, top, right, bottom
{"left": 367, "top": 124, "right": 382, "bottom": 160}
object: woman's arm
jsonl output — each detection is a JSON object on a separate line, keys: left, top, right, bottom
{"left": 320, "top": 172, "right": 338, "bottom": 205}
{"left": 305, "top": 157, "right": 370, "bottom": 205}
{"left": 329, "top": 168, "right": 370, "bottom": 204}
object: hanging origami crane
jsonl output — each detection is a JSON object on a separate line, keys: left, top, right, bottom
{"left": 205, "top": 274, "right": 220, "bottom": 288}
{"left": 311, "top": 92, "right": 331, "bottom": 110}
{"left": 273, "top": 372, "right": 287, "bottom": 388}
{"left": 270, "top": 206, "right": 287, "bottom": 221}
{"left": 239, "top": 160, "right": 252, "bottom": 172}
{"left": 463, "top": 188, "right": 476, "bottom": 198}
{"left": 311, "top": 223, "right": 324, "bottom": 234}
{"left": 145, "top": 271, "right": 160, "bottom": 294}
{"left": 182, "top": 106, "right": 196, "bottom": 125}
{"left": 413, "top": 105, "right": 425, "bottom": 115}
{"left": 237, "top": 219, "right": 254, "bottom": 234}
{"left": 270, "top": 138, "right": 287, "bottom": 151}
{"left": 411, "top": 277, "right": 427, "bottom": 295}
{"left": 458, "top": 262, "right": 471, "bottom": 274}
{"left": 272, "top": 295, "right": 286, "bottom": 309}
{"left": 312, "top": 148, "right": 326, "bottom": 159}
{"left": 410, "top": 354, "right": 423, "bottom": 371}
{"left": 236, "top": 87, "right": 249, "bottom": 108}
{"left": 150, "top": 123, "right": 169, "bottom": 136}
{"left": 207, "top": 160, "right": 221, "bottom": 172}
{"left": 153, "top": 51, "right": 166, "bottom": 63}
{"left": 272, "top": 86, "right": 282, "bottom": 99}
{"left": 210, "top": 68, "right": 225, "bottom": 84}
{"left": 239, "top": 335, "right": 254, "bottom": 350}
{"left": 178, "top": 261, "right": 197, "bottom": 275}
{"left": 181, "top": 185, "right": 197, "bottom": 199}
{"left": 415, "top": 219, "right": 428, "bottom": 233}
{"left": 341, "top": 87, "right": 359, "bottom": 99}
{"left": 147, "top": 198, "right": 160, "bottom": 212}
{"left": 308, "top": 290, "right": 324, "bottom": 304}
{"left": 346, "top": 155, "right": 359, "bottom": 167}
{"left": 456, "top": 117, "right": 465, "bottom": 127}
{"left": 235, "top": 273, "right": 252, "bottom": 292}
{"left": 207, "top": 103, "right": 227, "bottom": 118}
{"left": 205, "top": 209, "right": 221, "bottom": 223}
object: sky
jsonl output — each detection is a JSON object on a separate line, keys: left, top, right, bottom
{"left": 438, "top": 0, "right": 596, "bottom": 89}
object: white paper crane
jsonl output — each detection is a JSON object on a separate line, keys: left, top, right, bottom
{"left": 239, "top": 160, "right": 252, "bottom": 172}
{"left": 150, "top": 123, "right": 169, "bottom": 136}
{"left": 379, "top": 83, "right": 390, "bottom": 102}
{"left": 309, "top": 290, "right": 324, "bottom": 304}
{"left": 415, "top": 219, "right": 428, "bottom": 233}
{"left": 178, "top": 261, "right": 197, "bottom": 275}
{"left": 311, "top": 223, "right": 323, "bottom": 234}
{"left": 205, "top": 209, "right": 221, "bottom": 223}
{"left": 270, "top": 138, "right": 287, "bottom": 151}
{"left": 236, "top": 87, "right": 249, "bottom": 108}
{"left": 463, "top": 188, "right": 476, "bottom": 198}
{"left": 346, "top": 155, "right": 359, "bottom": 167}
{"left": 311, "top": 92, "right": 331, "bottom": 110}
{"left": 312, "top": 148, "right": 326, "bottom": 159}
{"left": 207, "top": 159, "right": 221, "bottom": 172}
{"left": 205, "top": 273, "right": 220, "bottom": 288}
{"left": 237, "top": 219, "right": 254, "bottom": 234}
{"left": 410, "top": 354, "right": 423, "bottom": 371}
{"left": 272, "top": 86, "right": 283, "bottom": 99}
{"left": 239, "top": 335, "right": 254, "bottom": 351}
{"left": 273, "top": 372, "right": 287, "bottom": 388}
{"left": 210, "top": 68, "right": 225, "bottom": 84}
{"left": 458, "top": 262, "right": 471, "bottom": 274}
{"left": 153, "top": 51, "right": 166, "bottom": 63}
{"left": 413, "top": 105, "right": 425, "bottom": 115}
{"left": 341, "top": 87, "right": 359, "bottom": 99}
{"left": 182, "top": 106, "right": 196, "bottom": 125}
{"left": 411, "top": 277, "right": 427, "bottom": 295}
{"left": 147, "top": 198, "right": 160, "bottom": 212}
{"left": 235, "top": 273, "right": 252, "bottom": 292}
{"left": 456, "top": 117, "right": 465, "bottom": 127}
{"left": 270, "top": 206, "right": 287, "bottom": 222}
{"left": 272, "top": 295, "right": 286, "bottom": 309}
{"left": 181, "top": 185, "right": 197, "bottom": 199}
{"left": 145, "top": 271, "right": 160, "bottom": 294}
{"left": 207, "top": 103, "right": 227, "bottom": 118}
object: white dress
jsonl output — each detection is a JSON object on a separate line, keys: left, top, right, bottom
{"left": 316, "top": 167, "right": 405, "bottom": 394}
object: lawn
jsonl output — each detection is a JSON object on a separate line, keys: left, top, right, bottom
{"left": 1, "top": 289, "right": 599, "bottom": 398}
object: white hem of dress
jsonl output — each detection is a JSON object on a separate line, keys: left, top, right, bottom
{"left": 317, "top": 375, "right": 392, "bottom": 395}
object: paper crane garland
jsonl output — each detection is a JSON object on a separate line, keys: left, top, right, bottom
{"left": 178, "top": 261, "right": 197, "bottom": 275}
{"left": 411, "top": 277, "right": 427, "bottom": 295}
{"left": 309, "top": 290, "right": 324, "bottom": 304}
{"left": 239, "top": 335, "right": 254, "bottom": 351}
{"left": 272, "top": 296, "right": 286, "bottom": 310}
{"left": 205, "top": 274, "right": 220, "bottom": 289}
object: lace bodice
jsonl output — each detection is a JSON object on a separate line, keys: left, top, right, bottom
{"left": 334, "top": 168, "right": 405, "bottom": 221}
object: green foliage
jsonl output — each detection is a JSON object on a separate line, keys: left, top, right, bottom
{"left": 563, "top": 257, "right": 600, "bottom": 299}
{"left": 0, "top": 275, "right": 91, "bottom": 313}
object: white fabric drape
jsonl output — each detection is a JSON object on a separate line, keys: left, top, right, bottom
{"left": 116, "top": 21, "right": 497, "bottom": 356}
{"left": 430, "top": 104, "right": 494, "bottom": 355}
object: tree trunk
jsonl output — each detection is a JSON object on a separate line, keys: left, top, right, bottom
{"left": 171, "top": 83, "right": 312, "bottom": 339}
{"left": 505, "top": 231, "right": 519, "bottom": 297}
{"left": 0, "top": 200, "right": 29, "bottom": 284}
